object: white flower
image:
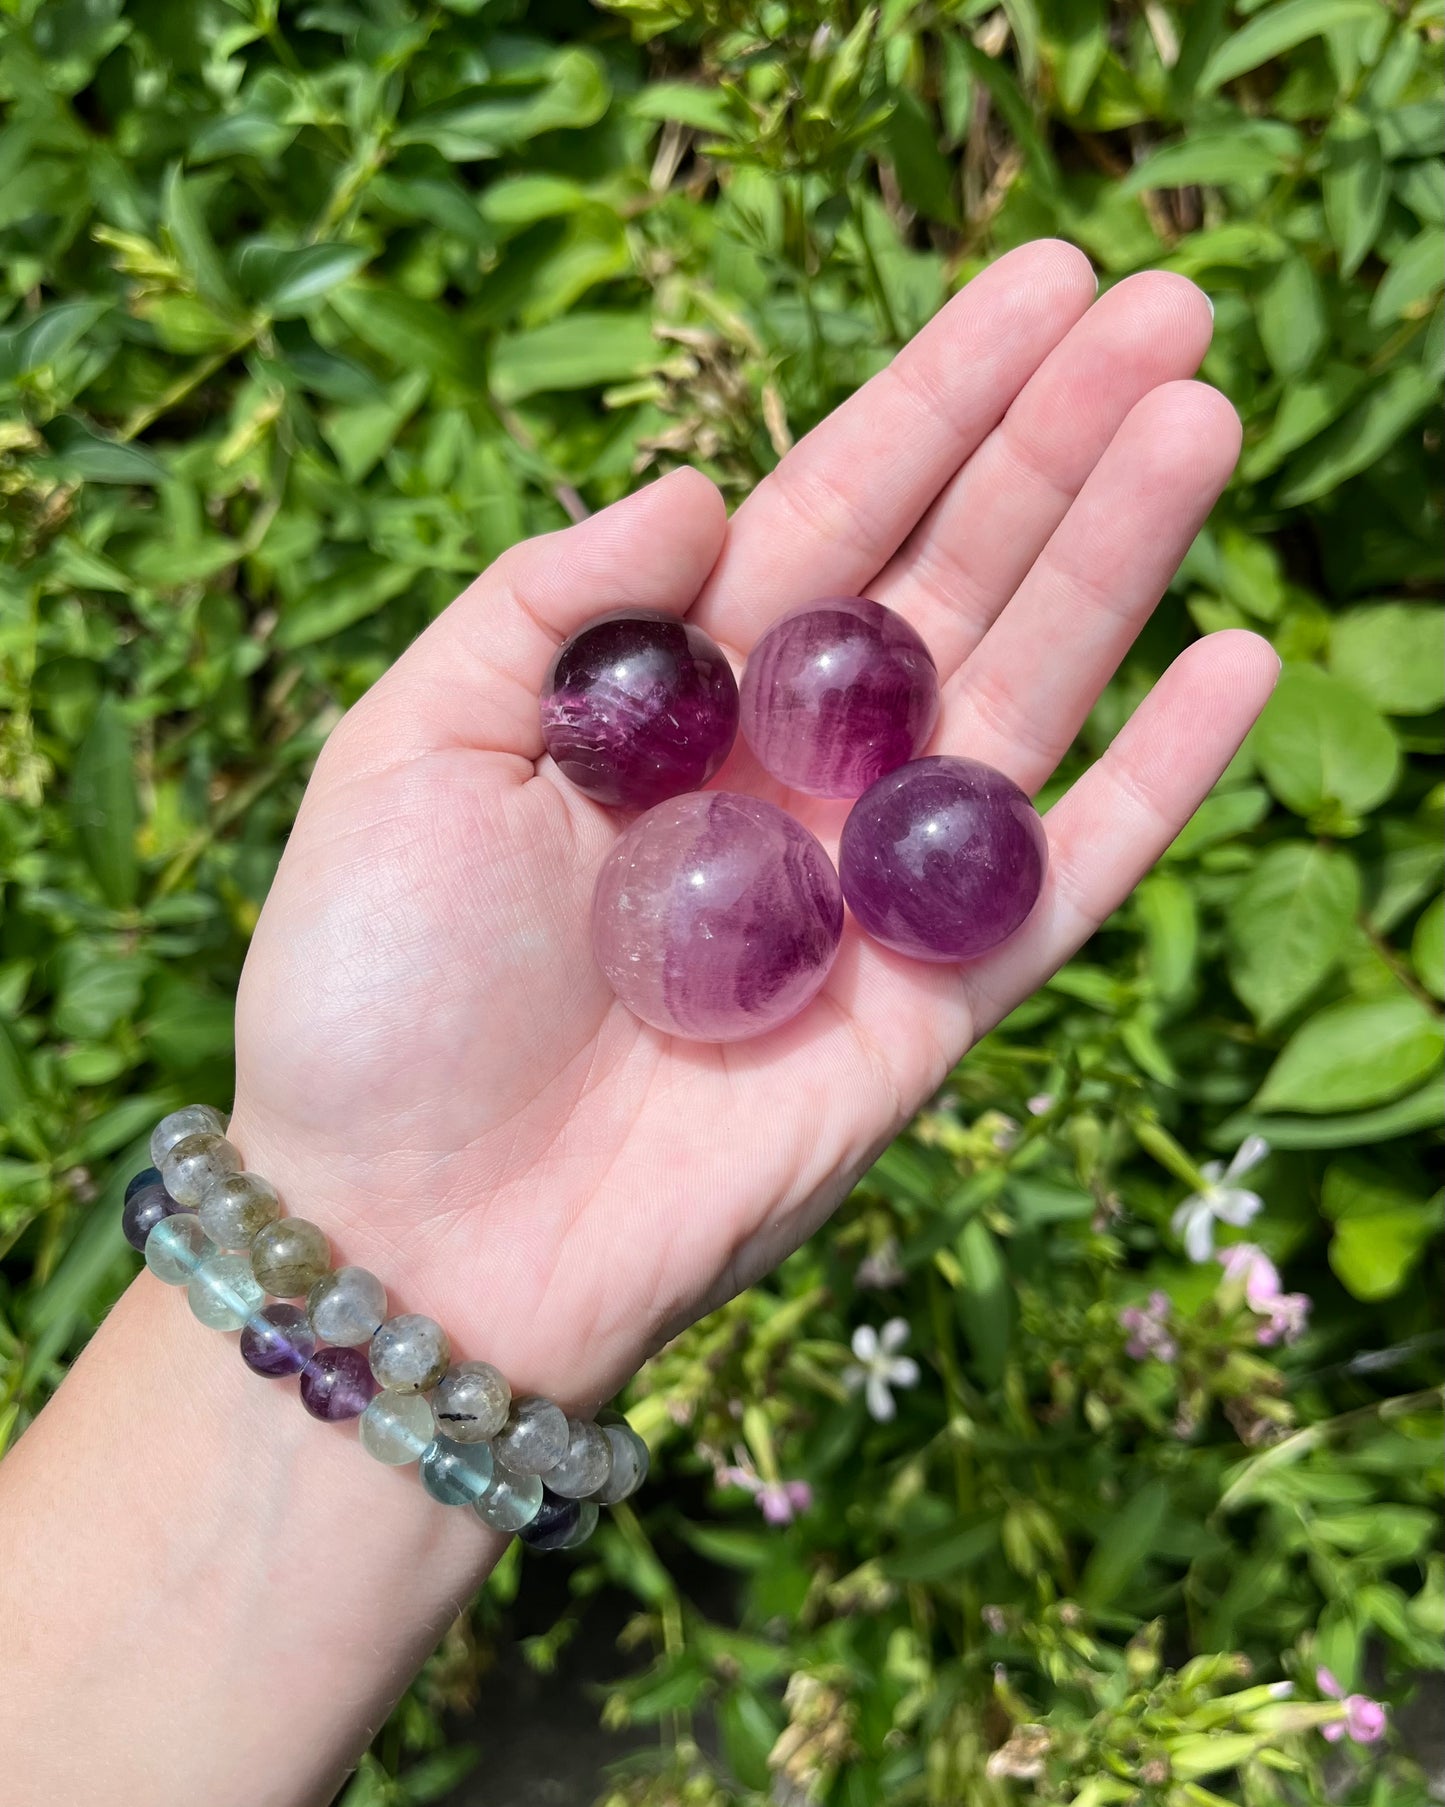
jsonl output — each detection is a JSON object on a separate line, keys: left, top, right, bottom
{"left": 844, "top": 1318, "right": 920, "bottom": 1421}
{"left": 1171, "top": 1136, "right": 1269, "bottom": 1262}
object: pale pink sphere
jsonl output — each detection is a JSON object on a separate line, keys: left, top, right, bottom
{"left": 591, "top": 792, "right": 843, "bottom": 1042}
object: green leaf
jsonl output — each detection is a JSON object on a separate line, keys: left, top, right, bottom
{"left": 162, "top": 164, "right": 239, "bottom": 315}
{"left": 1216, "top": 1079, "right": 1443, "bottom": 1149}
{"left": 1165, "top": 785, "right": 1272, "bottom": 858}
{"left": 1412, "top": 894, "right": 1444, "bottom": 1000}
{"left": 1322, "top": 109, "right": 1388, "bottom": 277}
{"left": 1253, "top": 665, "right": 1400, "bottom": 820}
{"left": 236, "top": 241, "right": 369, "bottom": 312}
{"left": 1254, "top": 991, "right": 1444, "bottom": 1112}
{"left": 478, "top": 173, "right": 590, "bottom": 226}
{"left": 70, "top": 697, "right": 137, "bottom": 908}
{"left": 1124, "top": 125, "right": 1300, "bottom": 192}
{"left": 274, "top": 556, "right": 419, "bottom": 650}
{"left": 489, "top": 310, "right": 663, "bottom": 401}
{"left": 883, "top": 1518, "right": 999, "bottom": 1582}
{"left": 1322, "top": 1162, "right": 1444, "bottom": 1300}
{"left": 885, "top": 90, "right": 957, "bottom": 222}
{"left": 1330, "top": 603, "right": 1445, "bottom": 717}
{"left": 1277, "top": 363, "right": 1438, "bottom": 505}
{"left": 1081, "top": 1480, "right": 1169, "bottom": 1607}
{"left": 1330, "top": 1203, "right": 1443, "bottom": 1300}
{"left": 955, "top": 1217, "right": 1012, "bottom": 1383}
{"left": 43, "top": 419, "right": 165, "bottom": 485}
{"left": 1227, "top": 843, "right": 1361, "bottom": 1027}
{"left": 329, "top": 286, "right": 471, "bottom": 382}
{"left": 1369, "top": 226, "right": 1445, "bottom": 326}
{"left": 1199, "top": 0, "right": 1379, "bottom": 92}
{"left": 632, "top": 80, "right": 739, "bottom": 135}
{"left": 320, "top": 370, "right": 430, "bottom": 483}
{"left": 398, "top": 49, "right": 610, "bottom": 158}
{"left": 2, "top": 297, "right": 111, "bottom": 378}
{"left": 1257, "top": 251, "right": 1326, "bottom": 378}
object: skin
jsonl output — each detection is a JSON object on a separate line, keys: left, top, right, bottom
{"left": 0, "top": 243, "right": 1278, "bottom": 1806}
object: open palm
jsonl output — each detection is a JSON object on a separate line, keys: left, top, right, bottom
{"left": 230, "top": 242, "right": 1277, "bottom": 1412}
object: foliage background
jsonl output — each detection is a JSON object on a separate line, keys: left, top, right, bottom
{"left": 0, "top": 0, "right": 1441, "bottom": 1802}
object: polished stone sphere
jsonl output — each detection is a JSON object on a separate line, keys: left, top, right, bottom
{"left": 839, "top": 756, "right": 1047, "bottom": 962}
{"left": 740, "top": 596, "right": 939, "bottom": 797}
{"left": 592, "top": 792, "right": 844, "bottom": 1041}
{"left": 541, "top": 610, "right": 738, "bottom": 810}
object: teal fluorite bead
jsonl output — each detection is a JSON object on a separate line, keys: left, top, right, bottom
{"left": 419, "top": 1437, "right": 495, "bottom": 1506}
{"left": 145, "top": 1214, "right": 216, "bottom": 1285}
{"left": 473, "top": 1466, "right": 544, "bottom": 1533}
{"left": 359, "top": 1391, "right": 436, "bottom": 1466}
{"left": 188, "top": 1252, "right": 265, "bottom": 1330}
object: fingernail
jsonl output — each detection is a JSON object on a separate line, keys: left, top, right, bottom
{"left": 1204, "top": 293, "right": 1216, "bottom": 320}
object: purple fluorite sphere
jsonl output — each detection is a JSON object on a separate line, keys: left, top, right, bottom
{"left": 540, "top": 610, "right": 739, "bottom": 810}
{"left": 591, "top": 792, "right": 843, "bottom": 1042}
{"left": 240, "top": 1303, "right": 317, "bottom": 1379}
{"left": 740, "top": 596, "right": 939, "bottom": 797}
{"left": 299, "top": 1346, "right": 379, "bottom": 1421}
{"left": 839, "top": 756, "right": 1047, "bottom": 962}
{"left": 121, "top": 1171, "right": 189, "bottom": 1253}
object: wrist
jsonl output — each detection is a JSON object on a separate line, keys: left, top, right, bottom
{"left": 223, "top": 1102, "right": 632, "bottom": 1413}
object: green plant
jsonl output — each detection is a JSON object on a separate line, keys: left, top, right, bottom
{"left": 1, "top": 0, "right": 1440, "bottom": 1801}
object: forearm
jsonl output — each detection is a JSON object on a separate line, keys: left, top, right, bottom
{"left": 0, "top": 1273, "right": 499, "bottom": 1807}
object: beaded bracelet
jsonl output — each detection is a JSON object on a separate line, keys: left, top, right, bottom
{"left": 121, "top": 1105, "right": 648, "bottom": 1551}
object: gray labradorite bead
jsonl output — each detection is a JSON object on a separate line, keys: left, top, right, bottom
{"left": 369, "top": 1314, "right": 450, "bottom": 1393}
{"left": 493, "top": 1397, "right": 569, "bottom": 1476}
{"left": 250, "top": 1217, "right": 330, "bottom": 1297}
{"left": 198, "top": 1172, "right": 280, "bottom": 1250}
{"left": 160, "top": 1131, "right": 242, "bottom": 1208}
{"left": 188, "top": 1252, "right": 265, "bottom": 1330}
{"left": 359, "top": 1391, "right": 436, "bottom": 1466}
{"left": 432, "top": 1361, "right": 510, "bottom": 1443}
{"left": 419, "top": 1436, "right": 495, "bottom": 1506}
{"left": 473, "top": 1466, "right": 544, "bottom": 1534}
{"left": 150, "top": 1104, "right": 227, "bottom": 1169}
{"left": 307, "top": 1265, "right": 387, "bottom": 1346}
{"left": 593, "top": 1423, "right": 650, "bottom": 1505}
{"left": 145, "top": 1214, "right": 216, "bottom": 1285}
{"left": 545, "top": 1418, "right": 613, "bottom": 1499}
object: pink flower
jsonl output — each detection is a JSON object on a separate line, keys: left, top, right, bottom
{"left": 1119, "top": 1290, "right": 1178, "bottom": 1362}
{"left": 1218, "top": 1244, "right": 1311, "bottom": 1345}
{"left": 1317, "top": 1667, "right": 1388, "bottom": 1744}
{"left": 718, "top": 1460, "right": 812, "bottom": 1526}
{"left": 757, "top": 1480, "right": 813, "bottom": 1525}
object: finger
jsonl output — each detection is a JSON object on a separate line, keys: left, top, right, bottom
{"left": 689, "top": 240, "right": 1098, "bottom": 649}
{"left": 937, "top": 380, "right": 1241, "bottom": 790}
{"left": 961, "top": 630, "right": 1280, "bottom": 1036}
{"left": 343, "top": 467, "right": 729, "bottom": 764}
{"left": 872, "top": 272, "right": 1214, "bottom": 680}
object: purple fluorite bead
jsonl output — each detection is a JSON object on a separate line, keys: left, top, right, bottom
{"left": 121, "top": 1172, "right": 189, "bottom": 1253}
{"left": 299, "top": 1346, "right": 379, "bottom": 1421}
{"left": 540, "top": 610, "right": 738, "bottom": 809}
{"left": 240, "top": 1303, "right": 317, "bottom": 1379}
{"left": 839, "top": 756, "right": 1047, "bottom": 962}
{"left": 517, "top": 1488, "right": 582, "bottom": 1552}
{"left": 591, "top": 792, "right": 843, "bottom": 1042}
{"left": 740, "top": 596, "right": 939, "bottom": 798}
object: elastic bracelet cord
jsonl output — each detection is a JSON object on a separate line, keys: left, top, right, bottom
{"left": 121, "top": 1105, "right": 648, "bottom": 1551}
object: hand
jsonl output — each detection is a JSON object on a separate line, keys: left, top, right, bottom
{"left": 230, "top": 241, "right": 1277, "bottom": 1410}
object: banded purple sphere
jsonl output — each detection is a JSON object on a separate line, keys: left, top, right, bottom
{"left": 740, "top": 596, "right": 939, "bottom": 798}
{"left": 839, "top": 756, "right": 1047, "bottom": 962}
{"left": 299, "top": 1346, "right": 379, "bottom": 1421}
{"left": 240, "top": 1303, "right": 318, "bottom": 1379}
{"left": 591, "top": 792, "right": 844, "bottom": 1042}
{"left": 121, "top": 1169, "right": 190, "bottom": 1253}
{"left": 540, "top": 610, "right": 739, "bottom": 810}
